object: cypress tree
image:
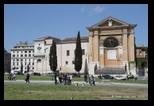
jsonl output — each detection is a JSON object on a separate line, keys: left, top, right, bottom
{"left": 27, "top": 62, "right": 30, "bottom": 72}
{"left": 74, "top": 31, "right": 82, "bottom": 76}
{"left": 20, "top": 62, "right": 23, "bottom": 75}
{"left": 49, "top": 40, "right": 57, "bottom": 84}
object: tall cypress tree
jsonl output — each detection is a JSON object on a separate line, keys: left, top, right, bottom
{"left": 49, "top": 40, "right": 57, "bottom": 84}
{"left": 74, "top": 31, "right": 82, "bottom": 76}
{"left": 20, "top": 62, "right": 23, "bottom": 75}
{"left": 27, "top": 62, "right": 30, "bottom": 72}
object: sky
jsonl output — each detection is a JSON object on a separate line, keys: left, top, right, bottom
{"left": 4, "top": 4, "right": 148, "bottom": 52}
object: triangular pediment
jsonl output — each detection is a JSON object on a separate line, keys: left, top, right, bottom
{"left": 91, "top": 16, "right": 130, "bottom": 28}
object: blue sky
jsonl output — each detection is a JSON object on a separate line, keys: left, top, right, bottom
{"left": 4, "top": 4, "right": 148, "bottom": 52}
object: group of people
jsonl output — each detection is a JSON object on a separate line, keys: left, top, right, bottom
{"left": 84, "top": 74, "right": 95, "bottom": 86}
{"left": 56, "top": 73, "right": 72, "bottom": 85}
{"left": 8, "top": 73, "right": 16, "bottom": 80}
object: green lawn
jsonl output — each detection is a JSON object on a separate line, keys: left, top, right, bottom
{"left": 4, "top": 74, "right": 148, "bottom": 84}
{"left": 4, "top": 83, "right": 148, "bottom": 100}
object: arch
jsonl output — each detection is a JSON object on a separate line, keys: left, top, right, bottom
{"left": 37, "top": 59, "right": 41, "bottom": 63}
{"left": 104, "top": 37, "right": 119, "bottom": 47}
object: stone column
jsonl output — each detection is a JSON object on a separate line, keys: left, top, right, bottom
{"left": 93, "top": 35, "right": 99, "bottom": 62}
{"left": 89, "top": 35, "right": 93, "bottom": 62}
{"left": 128, "top": 29, "right": 135, "bottom": 61}
{"left": 122, "top": 29, "right": 128, "bottom": 61}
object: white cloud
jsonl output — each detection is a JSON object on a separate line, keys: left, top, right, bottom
{"left": 81, "top": 6, "right": 105, "bottom": 16}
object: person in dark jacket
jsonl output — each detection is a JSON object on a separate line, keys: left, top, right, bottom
{"left": 25, "top": 73, "right": 30, "bottom": 84}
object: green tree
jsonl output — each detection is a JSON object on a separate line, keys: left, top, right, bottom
{"left": 49, "top": 40, "right": 57, "bottom": 84}
{"left": 20, "top": 62, "right": 23, "bottom": 75}
{"left": 27, "top": 62, "right": 30, "bottom": 72}
{"left": 74, "top": 31, "right": 82, "bottom": 76}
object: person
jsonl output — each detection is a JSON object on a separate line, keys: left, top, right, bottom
{"left": 89, "top": 75, "right": 93, "bottom": 86}
{"left": 64, "top": 73, "right": 67, "bottom": 85}
{"left": 67, "top": 74, "right": 70, "bottom": 85}
{"left": 11, "top": 68, "right": 15, "bottom": 74}
{"left": 25, "top": 73, "right": 30, "bottom": 84}
{"left": 59, "top": 74, "right": 63, "bottom": 84}
{"left": 92, "top": 75, "right": 95, "bottom": 86}
{"left": 56, "top": 75, "right": 60, "bottom": 84}
{"left": 12, "top": 74, "right": 16, "bottom": 80}
{"left": 84, "top": 74, "right": 88, "bottom": 83}
{"left": 8, "top": 73, "right": 12, "bottom": 80}
{"left": 69, "top": 74, "right": 72, "bottom": 85}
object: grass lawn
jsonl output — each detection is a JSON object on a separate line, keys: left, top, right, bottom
{"left": 4, "top": 75, "right": 148, "bottom": 84}
{"left": 4, "top": 83, "right": 148, "bottom": 100}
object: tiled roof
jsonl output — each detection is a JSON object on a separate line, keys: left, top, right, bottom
{"left": 62, "top": 36, "right": 89, "bottom": 42}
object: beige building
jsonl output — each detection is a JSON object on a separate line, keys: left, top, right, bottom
{"left": 87, "top": 16, "right": 137, "bottom": 76}
{"left": 10, "top": 16, "right": 138, "bottom": 76}
{"left": 136, "top": 46, "right": 146, "bottom": 58}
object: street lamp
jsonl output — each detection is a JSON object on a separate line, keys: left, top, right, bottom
{"left": 117, "top": 56, "right": 120, "bottom": 67}
{"left": 51, "top": 55, "right": 53, "bottom": 80}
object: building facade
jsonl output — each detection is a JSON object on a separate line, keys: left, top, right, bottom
{"left": 10, "top": 16, "right": 138, "bottom": 76}
{"left": 136, "top": 46, "right": 146, "bottom": 58}
{"left": 4, "top": 49, "right": 11, "bottom": 73}
{"left": 33, "top": 36, "right": 89, "bottom": 74}
{"left": 87, "top": 16, "right": 137, "bottom": 76}
{"left": 11, "top": 41, "right": 34, "bottom": 73}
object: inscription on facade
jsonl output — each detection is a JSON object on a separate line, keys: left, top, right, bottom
{"left": 107, "top": 50, "right": 116, "bottom": 59}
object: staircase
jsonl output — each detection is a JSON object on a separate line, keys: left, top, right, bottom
{"left": 95, "top": 66, "right": 126, "bottom": 74}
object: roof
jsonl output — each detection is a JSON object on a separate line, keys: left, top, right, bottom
{"left": 34, "top": 36, "right": 61, "bottom": 42}
{"left": 61, "top": 36, "right": 89, "bottom": 42}
{"left": 87, "top": 16, "right": 137, "bottom": 30}
{"left": 136, "top": 46, "right": 144, "bottom": 49}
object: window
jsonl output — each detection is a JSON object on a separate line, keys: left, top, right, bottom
{"left": 29, "top": 51, "right": 31, "bottom": 53}
{"left": 66, "top": 50, "right": 70, "bottom": 56}
{"left": 25, "top": 62, "right": 26, "bottom": 65}
{"left": 104, "top": 37, "right": 118, "bottom": 47}
{"left": 72, "top": 61, "right": 74, "bottom": 64}
{"left": 21, "top": 54, "right": 23, "bottom": 57}
{"left": 17, "top": 55, "right": 18, "bottom": 57}
{"left": 32, "top": 62, "right": 34, "bottom": 65}
{"left": 82, "top": 49, "right": 85, "bottom": 55}
{"left": 65, "top": 61, "right": 68, "bottom": 65}
{"left": 25, "top": 51, "right": 27, "bottom": 53}
{"left": 25, "top": 54, "right": 27, "bottom": 57}
{"left": 29, "top": 54, "right": 31, "bottom": 57}
{"left": 21, "top": 59, "right": 23, "bottom": 61}
{"left": 13, "top": 55, "right": 15, "bottom": 57}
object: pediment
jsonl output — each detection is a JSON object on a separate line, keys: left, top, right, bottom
{"left": 91, "top": 16, "right": 130, "bottom": 28}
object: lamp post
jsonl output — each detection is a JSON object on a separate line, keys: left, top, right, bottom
{"left": 117, "top": 57, "right": 120, "bottom": 67}
{"left": 51, "top": 55, "right": 53, "bottom": 80}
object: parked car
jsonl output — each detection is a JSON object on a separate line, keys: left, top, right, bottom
{"left": 70, "top": 73, "right": 80, "bottom": 77}
{"left": 33, "top": 72, "right": 41, "bottom": 76}
{"left": 4, "top": 72, "right": 9, "bottom": 75}
{"left": 14, "top": 71, "right": 22, "bottom": 75}
{"left": 98, "top": 74, "right": 114, "bottom": 79}
{"left": 127, "top": 75, "right": 134, "bottom": 79}
{"left": 114, "top": 75, "right": 126, "bottom": 80}
{"left": 48, "top": 73, "right": 55, "bottom": 77}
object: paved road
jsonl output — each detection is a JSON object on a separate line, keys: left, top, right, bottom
{"left": 4, "top": 80, "right": 148, "bottom": 88}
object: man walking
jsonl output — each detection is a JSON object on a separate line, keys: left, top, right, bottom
{"left": 25, "top": 73, "right": 30, "bottom": 84}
